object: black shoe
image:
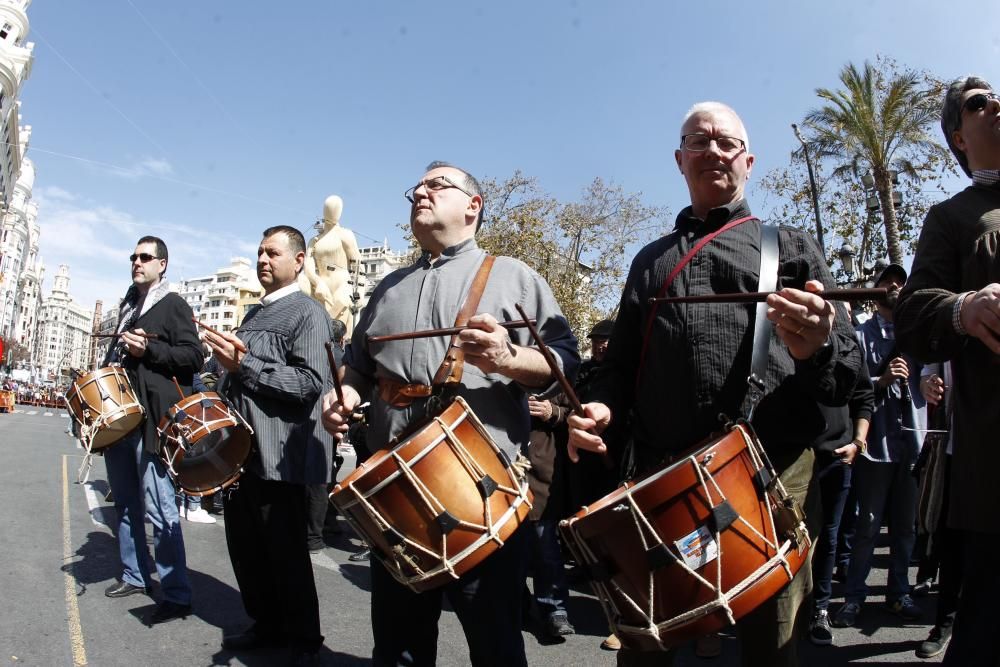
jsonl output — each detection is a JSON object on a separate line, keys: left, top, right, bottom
{"left": 349, "top": 547, "right": 371, "bottom": 562}
{"left": 148, "top": 600, "right": 191, "bottom": 625}
{"left": 222, "top": 628, "right": 284, "bottom": 651}
{"left": 288, "top": 649, "right": 320, "bottom": 666}
{"left": 545, "top": 613, "right": 576, "bottom": 638}
{"left": 916, "top": 625, "right": 952, "bottom": 659}
{"left": 105, "top": 581, "right": 147, "bottom": 598}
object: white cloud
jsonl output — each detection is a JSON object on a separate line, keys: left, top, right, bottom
{"left": 32, "top": 187, "right": 259, "bottom": 310}
{"left": 102, "top": 157, "right": 176, "bottom": 181}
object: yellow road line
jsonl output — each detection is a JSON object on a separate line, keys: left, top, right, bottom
{"left": 62, "top": 455, "right": 88, "bottom": 666}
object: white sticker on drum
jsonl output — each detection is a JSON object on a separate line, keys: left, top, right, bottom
{"left": 674, "top": 525, "right": 719, "bottom": 570}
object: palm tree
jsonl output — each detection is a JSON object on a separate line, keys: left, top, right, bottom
{"left": 804, "top": 60, "right": 947, "bottom": 265}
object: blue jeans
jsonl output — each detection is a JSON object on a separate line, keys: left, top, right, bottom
{"left": 811, "top": 454, "right": 852, "bottom": 611}
{"left": 844, "top": 457, "right": 917, "bottom": 603}
{"left": 528, "top": 519, "right": 570, "bottom": 618}
{"left": 104, "top": 431, "right": 191, "bottom": 605}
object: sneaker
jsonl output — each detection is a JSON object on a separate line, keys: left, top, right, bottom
{"left": 808, "top": 609, "right": 833, "bottom": 645}
{"left": 695, "top": 631, "right": 722, "bottom": 658}
{"left": 184, "top": 508, "right": 217, "bottom": 524}
{"left": 831, "top": 601, "right": 861, "bottom": 628}
{"left": 544, "top": 612, "right": 575, "bottom": 638}
{"left": 916, "top": 625, "right": 952, "bottom": 659}
{"left": 911, "top": 578, "right": 934, "bottom": 598}
{"left": 888, "top": 594, "right": 922, "bottom": 621}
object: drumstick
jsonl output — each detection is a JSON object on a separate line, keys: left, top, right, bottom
{"left": 192, "top": 318, "right": 248, "bottom": 353}
{"left": 90, "top": 332, "right": 160, "bottom": 340}
{"left": 648, "top": 287, "right": 887, "bottom": 305}
{"left": 324, "top": 341, "right": 345, "bottom": 405}
{"left": 368, "top": 319, "right": 536, "bottom": 344}
{"left": 514, "top": 304, "right": 615, "bottom": 470}
{"left": 513, "top": 305, "right": 583, "bottom": 415}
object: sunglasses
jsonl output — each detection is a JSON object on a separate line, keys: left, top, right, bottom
{"left": 129, "top": 253, "right": 161, "bottom": 263}
{"left": 964, "top": 92, "right": 999, "bottom": 114}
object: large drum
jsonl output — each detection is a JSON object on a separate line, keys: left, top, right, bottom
{"left": 330, "top": 396, "right": 533, "bottom": 592}
{"left": 560, "top": 423, "right": 810, "bottom": 652}
{"left": 65, "top": 366, "right": 145, "bottom": 450}
{"left": 157, "top": 392, "right": 254, "bottom": 496}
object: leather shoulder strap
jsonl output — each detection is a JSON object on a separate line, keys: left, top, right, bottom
{"left": 431, "top": 255, "right": 496, "bottom": 386}
{"left": 747, "top": 224, "right": 779, "bottom": 419}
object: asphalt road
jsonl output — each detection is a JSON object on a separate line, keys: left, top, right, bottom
{"left": 0, "top": 408, "right": 945, "bottom": 666}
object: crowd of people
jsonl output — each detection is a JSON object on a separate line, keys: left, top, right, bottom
{"left": 73, "top": 75, "right": 1000, "bottom": 667}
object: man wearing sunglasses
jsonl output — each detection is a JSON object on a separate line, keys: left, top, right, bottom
{"left": 895, "top": 76, "right": 1000, "bottom": 666}
{"left": 321, "top": 161, "right": 578, "bottom": 667}
{"left": 102, "top": 235, "right": 202, "bottom": 624}
{"left": 567, "top": 102, "right": 862, "bottom": 666}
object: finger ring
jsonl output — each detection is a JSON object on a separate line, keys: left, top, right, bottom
{"left": 795, "top": 325, "right": 805, "bottom": 336}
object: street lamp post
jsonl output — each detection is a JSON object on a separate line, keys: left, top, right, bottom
{"left": 792, "top": 123, "right": 825, "bottom": 257}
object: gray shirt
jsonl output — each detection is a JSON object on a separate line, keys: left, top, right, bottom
{"left": 223, "top": 290, "right": 335, "bottom": 484}
{"left": 347, "top": 239, "right": 579, "bottom": 460}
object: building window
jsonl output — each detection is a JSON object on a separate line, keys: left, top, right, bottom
{"left": 0, "top": 23, "right": 11, "bottom": 40}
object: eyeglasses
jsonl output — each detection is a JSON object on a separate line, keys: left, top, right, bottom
{"left": 404, "top": 176, "right": 474, "bottom": 203}
{"left": 963, "top": 92, "right": 999, "bottom": 114}
{"left": 680, "top": 134, "right": 746, "bottom": 154}
{"left": 129, "top": 253, "right": 160, "bottom": 263}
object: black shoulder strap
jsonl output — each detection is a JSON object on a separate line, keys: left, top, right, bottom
{"left": 747, "top": 224, "right": 779, "bottom": 419}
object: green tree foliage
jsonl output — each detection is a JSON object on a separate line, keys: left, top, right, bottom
{"left": 787, "top": 56, "right": 953, "bottom": 265}
{"left": 478, "top": 173, "right": 668, "bottom": 341}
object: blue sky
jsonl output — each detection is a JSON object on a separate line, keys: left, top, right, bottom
{"left": 20, "top": 0, "right": 1000, "bottom": 309}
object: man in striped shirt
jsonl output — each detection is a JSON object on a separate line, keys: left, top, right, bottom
{"left": 203, "top": 225, "right": 336, "bottom": 667}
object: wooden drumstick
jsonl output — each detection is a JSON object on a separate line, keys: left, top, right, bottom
{"left": 90, "top": 332, "right": 160, "bottom": 340}
{"left": 648, "top": 287, "right": 887, "bottom": 305}
{"left": 513, "top": 304, "right": 614, "bottom": 470}
{"left": 368, "top": 319, "right": 536, "bottom": 344}
{"left": 513, "top": 305, "right": 583, "bottom": 414}
{"left": 324, "top": 341, "right": 345, "bottom": 405}
{"left": 192, "top": 318, "right": 248, "bottom": 353}
{"left": 171, "top": 376, "right": 185, "bottom": 400}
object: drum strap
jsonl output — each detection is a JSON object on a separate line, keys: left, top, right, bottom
{"left": 635, "top": 216, "right": 758, "bottom": 392}
{"left": 430, "top": 255, "right": 496, "bottom": 388}
{"left": 746, "top": 224, "right": 779, "bottom": 421}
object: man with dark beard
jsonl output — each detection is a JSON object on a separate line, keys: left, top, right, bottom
{"left": 832, "top": 263, "right": 927, "bottom": 629}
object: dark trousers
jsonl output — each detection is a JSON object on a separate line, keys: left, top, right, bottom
{"left": 370, "top": 525, "right": 530, "bottom": 667}
{"left": 528, "top": 519, "right": 570, "bottom": 618}
{"left": 223, "top": 472, "right": 323, "bottom": 651}
{"left": 942, "top": 530, "right": 1000, "bottom": 666}
{"left": 920, "top": 455, "right": 962, "bottom": 630}
{"left": 305, "top": 483, "right": 330, "bottom": 549}
{"left": 811, "top": 455, "right": 852, "bottom": 611}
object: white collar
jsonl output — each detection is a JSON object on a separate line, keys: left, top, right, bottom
{"left": 260, "top": 282, "right": 301, "bottom": 306}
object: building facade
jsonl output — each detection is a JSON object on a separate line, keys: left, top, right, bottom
{"left": 33, "top": 264, "right": 92, "bottom": 384}
{"left": 175, "top": 257, "right": 262, "bottom": 334}
{"left": 0, "top": 156, "right": 40, "bottom": 347}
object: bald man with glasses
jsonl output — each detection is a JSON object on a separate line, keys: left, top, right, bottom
{"left": 895, "top": 76, "right": 1000, "bottom": 667}
{"left": 567, "top": 102, "right": 862, "bottom": 666}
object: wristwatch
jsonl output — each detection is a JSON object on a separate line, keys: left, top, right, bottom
{"left": 851, "top": 438, "right": 867, "bottom": 454}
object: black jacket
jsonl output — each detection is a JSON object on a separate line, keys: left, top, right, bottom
{"left": 114, "top": 293, "right": 203, "bottom": 453}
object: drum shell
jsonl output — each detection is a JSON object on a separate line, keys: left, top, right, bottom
{"left": 65, "top": 367, "right": 145, "bottom": 450}
{"left": 560, "top": 427, "right": 808, "bottom": 651}
{"left": 157, "top": 392, "right": 253, "bottom": 496}
{"left": 331, "top": 396, "right": 532, "bottom": 592}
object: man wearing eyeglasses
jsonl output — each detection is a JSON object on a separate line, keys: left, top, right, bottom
{"left": 102, "top": 235, "right": 202, "bottom": 624}
{"left": 567, "top": 102, "right": 861, "bottom": 666}
{"left": 895, "top": 76, "right": 1000, "bottom": 666}
{"left": 321, "top": 161, "right": 578, "bottom": 667}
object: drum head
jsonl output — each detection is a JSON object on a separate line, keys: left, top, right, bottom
{"left": 90, "top": 413, "right": 145, "bottom": 450}
{"left": 171, "top": 426, "right": 253, "bottom": 495}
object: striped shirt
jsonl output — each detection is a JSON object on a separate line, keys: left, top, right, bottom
{"left": 223, "top": 289, "right": 335, "bottom": 484}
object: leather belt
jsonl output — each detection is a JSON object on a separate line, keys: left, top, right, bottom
{"left": 378, "top": 378, "right": 434, "bottom": 408}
